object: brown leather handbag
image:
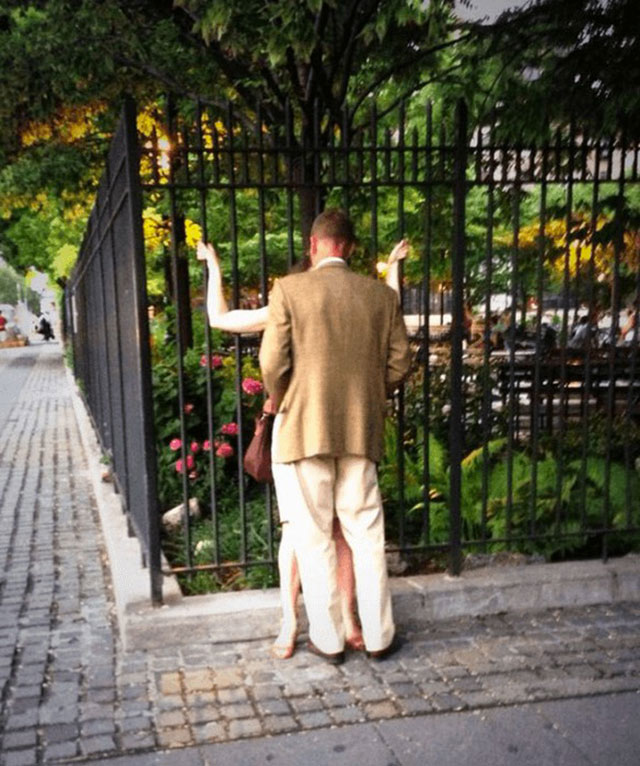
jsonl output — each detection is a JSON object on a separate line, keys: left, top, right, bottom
{"left": 243, "top": 413, "right": 274, "bottom": 483}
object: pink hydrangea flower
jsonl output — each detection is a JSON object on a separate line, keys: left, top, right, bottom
{"left": 203, "top": 439, "right": 211, "bottom": 451}
{"left": 190, "top": 441, "right": 201, "bottom": 453}
{"left": 242, "top": 377, "right": 263, "bottom": 395}
{"left": 184, "top": 403, "right": 194, "bottom": 414}
{"left": 169, "top": 438, "right": 182, "bottom": 451}
{"left": 215, "top": 442, "right": 234, "bottom": 458}
{"left": 175, "top": 454, "right": 195, "bottom": 473}
{"left": 200, "top": 354, "right": 223, "bottom": 369}
{"left": 188, "top": 470, "right": 198, "bottom": 480}
{"left": 220, "top": 422, "right": 239, "bottom": 435}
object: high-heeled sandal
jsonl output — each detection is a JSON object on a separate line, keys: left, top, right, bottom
{"left": 345, "top": 634, "right": 365, "bottom": 652}
{"left": 270, "top": 630, "right": 298, "bottom": 660}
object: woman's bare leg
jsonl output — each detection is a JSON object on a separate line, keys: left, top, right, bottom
{"left": 272, "top": 524, "right": 300, "bottom": 658}
{"left": 333, "top": 518, "right": 364, "bottom": 650}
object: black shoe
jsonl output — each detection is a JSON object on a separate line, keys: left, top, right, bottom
{"left": 366, "top": 635, "right": 404, "bottom": 661}
{"left": 306, "top": 640, "right": 345, "bottom": 665}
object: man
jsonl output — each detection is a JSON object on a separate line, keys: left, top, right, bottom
{"left": 259, "top": 209, "right": 411, "bottom": 663}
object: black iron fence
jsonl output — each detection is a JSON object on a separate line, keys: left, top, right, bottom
{"left": 68, "top": 96, "right": 640, "bottom": 602}
{"left": 66, "top": 99, "right": 162, "bottom": 602}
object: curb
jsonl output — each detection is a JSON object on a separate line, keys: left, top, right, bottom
{"left": 67, "top": 365, "right": 640, "bottom": 651}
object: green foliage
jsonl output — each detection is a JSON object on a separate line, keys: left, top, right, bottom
{"left": 163, "top": 500, "right": 278, "bottom": 595}
{"left": 0, "top": 260, "right": 40, "bottom": 312}
{"left": 379, "top": 410, "right": 640, "bottom": 561}
{"left": 151, "top": 307, "right": 278, "bottom": 589}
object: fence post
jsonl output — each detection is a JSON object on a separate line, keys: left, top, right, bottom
{"left": 448, "top": 99, "right": 468, "bottom": 577}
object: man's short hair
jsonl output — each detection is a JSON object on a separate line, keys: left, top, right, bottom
{"left": 310, "top": 208, "right": 356, "bottom": 245}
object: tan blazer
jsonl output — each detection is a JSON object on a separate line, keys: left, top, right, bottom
{"left": 259, "top": 260, "right": 411, "bottom": 463}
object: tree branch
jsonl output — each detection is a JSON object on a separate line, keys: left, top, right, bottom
{"left": 349, "top": 31, "right": 474, "bottom": 117}
{"left": 304, "top": 3, "right": 332, "bottom": 103}
{"left": 112, "top": 54, "right": 257, "bottom": 129}
{"left": 171, "top": 3, "right": 284, "bottom": 123}
{"left": 333, "top": 0, "right": 380, "bottom": 106}
{"left": 352, "top": 63, "right": 467, "bottom": 130}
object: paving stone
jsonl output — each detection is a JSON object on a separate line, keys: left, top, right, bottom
{"left": 213, "top": 668, "right": 243, "bottom": 688}
{"left": 217, "top": 686, "right": 249, "bottom": 704}
{"left": 456, "top": 689, "right": 497, "bottom": 707}
{"left": 121, "top": 683, "right": 148, "bottom": 701}
{"left": 262, "top": 715, "right": 300, "bottom": 734}
{"left": 187, "top": 705, "right": 221, "bottom": 725}
{"left": 322, "top": 690, "right": 355, "bottom": 707}
{"left": 2, "top": 729, "right": 38, "bottom": 749}
{"left": 5, "top": 710, "right": 39, "bottom": 730}
{"left": 80, "top": 702, "right": 116, "bottom": 721}
{"left": 228, "top": 718, "right": 264, "bottom": 738}
{"left": 186, "top": 690, "right": 218, "bottom": 706}
{"left": 362, "top": 701, "right": 399, "bottom": 719}
{"left": 2, "top": 750, "right": 38, "bottom": 766}
{"left": 119, "top": 671, "right": 148, "bottom": 685}
{"left": 387, "top": 681, "right": 419, "bottom": 698}
{"left": 221, "top": 702, "right": 255, "bottom": 720}
{"left": 43, "top": 723, "right": 79, "bottom": 744}
{"left": 430, "top": 692, "right": 467, "bottom": 711}
{"left": 192, "top": 721, "right": 227, "bottom": 743}
{"left": 283, "top": 681, "right": 313, "bottom": 697}
{"left": 183, "top": 669, "right": 213, "bottom": 692}
{"left": 417, "top": 680, "right": 450, "bottom": 696}
{"left": 330, "top": 705, "right": 366, "bottom": 724}
{"left": 155, "top": 694, "right": 183, "bottom": 710}
{"left": 8, "top": 697, "right": 40, "bottom": 716}
{"left": 11, "top": 684, "right": 42, "bottom": 700}
{"left": 80, "top": 734, "right": 117, "bottom": 755}
{"left": 355, "top": 686, "right": 390, "bottom": 703}
{"left": 44, "top": 741, "right": 79, "bottom": 761}
{"left": 257, "top": 698, "right": 292, "bottom": 716}
{"left": 120, "top": 731, "right": 157, "bottom": 750}
{"left": 397, "top": 696, "right": 435, "bottom": 715}
{"left": 289, "top": 696, "right": 325, "bottom": 713}
{"left": 117, "top": 713, "right": 153, "bottom": 733}
{"left": 157, "top": 672, "right": 182, "bottom": 695}
{"left": 156, "top": 709, "right": 187, "bottom": 728}
{"left": 296, "top": 710, "right": 333, "bottom": 728}
{"left": 156, "top": 727, "right": 193, "bottom": 747}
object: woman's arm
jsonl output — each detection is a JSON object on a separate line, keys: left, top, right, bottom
{"left": 196, "top": 241, "right": 269, "bottom": 333}
{"left": 384, "top": 239, "right": 409, "bottom": 299}
{"left": 620, "top": 309, "right": 637, "bottom": 340}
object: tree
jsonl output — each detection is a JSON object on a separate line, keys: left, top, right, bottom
{"left": 1, "top": 0, "right": 639, "bottom": 276}
{"left": 468, "top": 0, "right": 640, "bottom": 139}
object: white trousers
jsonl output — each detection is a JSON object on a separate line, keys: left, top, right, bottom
{"left": 272, "top": 453, "right": 394, "bottom": 654}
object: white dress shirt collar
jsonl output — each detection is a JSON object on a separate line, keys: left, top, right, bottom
{"left": 313, "top": 257, "right": 347, "bottom": 270}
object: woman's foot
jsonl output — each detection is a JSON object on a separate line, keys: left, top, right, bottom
{"left": 270, "top": 623, "right": 297, "bottom": 660}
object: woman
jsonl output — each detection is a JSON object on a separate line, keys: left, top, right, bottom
{"left": 196, "top": 237, "right": 408, "bottom": 658}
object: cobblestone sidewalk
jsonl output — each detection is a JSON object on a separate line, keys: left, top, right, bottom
{"left": 1, "top": 346, "right": 639, "bottom": 766}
